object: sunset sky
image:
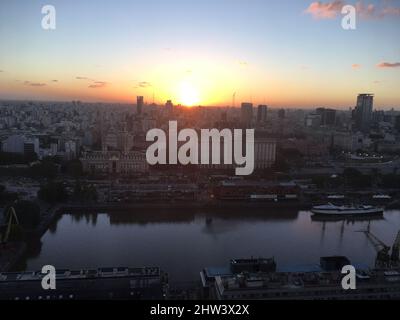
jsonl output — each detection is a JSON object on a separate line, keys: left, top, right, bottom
{"left": 0, "top": 0, "right": 399, "bottom": 108}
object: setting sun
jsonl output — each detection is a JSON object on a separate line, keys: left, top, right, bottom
{"left": 178, "top": 81, "right": 200, "bottom": 107}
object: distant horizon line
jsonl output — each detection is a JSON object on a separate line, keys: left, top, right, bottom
{"left": 1, "top": 97, "right": 399, "bottom": 111}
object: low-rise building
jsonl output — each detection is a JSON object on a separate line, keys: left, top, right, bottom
{"left": 81, "top": 151, "right": 148, "bottom": 175}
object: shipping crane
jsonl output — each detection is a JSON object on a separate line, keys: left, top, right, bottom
{"left": 0, "top": 206, "right": 19, "bottom": 244}
{"left": 391, "top": 230, "right": 400, "bottom": 263}
{"left": 360, "top": 226, "right": 400, "bottom": 268}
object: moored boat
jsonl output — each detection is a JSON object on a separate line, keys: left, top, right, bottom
{"left": 311, "top": 203, "right": 384, "bottom": 216}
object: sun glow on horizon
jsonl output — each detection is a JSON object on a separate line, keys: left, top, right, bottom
{"left": 178, "top": 81, "right": 200, "bottom": 107}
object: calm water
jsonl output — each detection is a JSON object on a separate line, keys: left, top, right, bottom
{"left": 19, "top": 208, "right": 400, "bottom": 283}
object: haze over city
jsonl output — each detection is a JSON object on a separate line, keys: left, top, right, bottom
{"left": 0, "top": 0, "right": 400, "bottom": 108}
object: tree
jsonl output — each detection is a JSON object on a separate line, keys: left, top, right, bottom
{"left": 0, "top": 152, "right": 37, "bottom": 165}
{"left": 72, "top": 181, "right": 97, "bottom": 202}
{"left": 29, "top": 159, "right": 58, "bottom": 179}
{"left": 62, "top": 159, "right": 83, "bottom": 178}
{"left": 38, "top": 181, "right": 68, "bottom": 203}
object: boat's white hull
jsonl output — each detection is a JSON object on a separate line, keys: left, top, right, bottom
{"left": 311, "top": 208, "right": 384, "bottom": 216}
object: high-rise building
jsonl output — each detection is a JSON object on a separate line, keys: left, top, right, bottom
{"left": 305, "top": 114, "right": 322, "bottom": 128}
{"left": 257, "top": 105, "right": 268, "bottom": 124}
{"left": 241, "top": 102, "right": 253, "bottom": 127}
{"left": 354, "top": 94, "right": 374, "bottom": 132}
{"left": 316, "top": 108, "right": 336, "bottom": 126}
{"left": 137, "top": 96, "right": 144, "bottom": 115}
{"left": 165, "top": 100, "right": 173, "bottom": 114}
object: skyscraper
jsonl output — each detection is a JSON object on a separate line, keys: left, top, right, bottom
{"left": 354, "top": 94, "right": 374, "bottom": 132}
{"left": 257, "top": 105, "right": 268, "bottom": 124}
{"left": 316, "top": 108, "right": 336, "bottom": 126}
{"left": 165, "top": 100, "right": 174, "bottom": 115}
{"left": 137, "top": 96, "right": 144, "bottom": 115}
{"left": 241, "top": 102, "right": 253, "bottom": 127}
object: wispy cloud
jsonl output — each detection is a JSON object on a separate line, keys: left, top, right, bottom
{"left": 139, "top": 81, "right": 152, "bottom": 88}
{"left": 238, "top": 61, "right": 248, "bottom": 67}
{"left": 305, "top": 1, "right": 400, "bottom": 20}
{"left": 88, "top": 81, "right": 108, "bottom": 89}
{"left": 304, "top": 0, "right": 344, "bottom": 19}
{"left": 352, "top": 64, "right": 361, "bottom": 69}
{"left": 24, "top": 81, "right": 47, "bottom": 87}
{"left": 382, "top": 6, "right": 400, "bottom": 16}
{"left": 0, "top": 70, "right": 3, "bottom": 73}
{"left": 134, "top": 81, "right": 152, "bottom": 89}
{"left": 76, "top": 76, "right": 108, "bottom": 88}
{"left": 377, "top": 61, "right": 400, "bottom": 68}
{"left": 51, "top": 79, "right": 58, "bottom": 83}
{"left": 76, "top": 76, "right": 90, "bottom": 80}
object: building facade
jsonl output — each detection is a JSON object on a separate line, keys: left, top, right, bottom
{"left": 354, "top": 94, "right": 374, "bottom": 132}
{"left": 81, "top": 151, "right": 148, "bottom": 175}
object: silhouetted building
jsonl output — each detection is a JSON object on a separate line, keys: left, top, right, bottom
{"left": 165, "top": 100, "right": 173, "bottom": 115}
{"left": 241, "top": 103, "right": 253, "bottom": 127}
{"left": 305, "top": 114, "right": 322, "bottom": 128}
{"left": 257, "top": 105, "right": 268, "bottom": 124}
{"left": 372, "top": 110, "right": 385, "bottom": 123}
{"left": 137, "top": 96, "right": 144, "bottom": 115}
{"left": 354, "top": 94, "right": 373, "bottom": 132}
{"left": 316, "top": 108, "right": 336, "bottom": 126}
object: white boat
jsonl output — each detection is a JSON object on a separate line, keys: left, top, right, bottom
{"left": 311, "top": 203, "right": 383, "bottom": 216}
{"left": 372, "top": 194, "right": 391, "bottom": 200}
{"left": 327, "top": 195, "right": 345, "bottom": 200}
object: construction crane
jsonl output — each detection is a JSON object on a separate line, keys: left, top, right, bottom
{"left": 391, "top": 230, "right": 400, "bottom": 263}
{"left": 0, "top": 206, "right": 19, "bottom": 244}
{"left": 360, "top": 227, "right": 400, "bottom": 268}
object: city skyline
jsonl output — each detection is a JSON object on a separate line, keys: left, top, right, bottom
{"left": 0, "top": 0, "right": 400, "bottom": 108}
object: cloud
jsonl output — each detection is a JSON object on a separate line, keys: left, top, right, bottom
{"left": 304, "top": 0, "right": 344, "bottom": 19}
{"left": 88, "top": 81, "right": 108, "bottom": 89}
{"left": 238, "top": 61, "right": 248, "bottom": 67}
{"left": 352, "top": 64, "right": 361, "bottom": 69}
{"left": 76, "top": 76, "right": 108, "bottom": 88}
{"left": 0, "top": 70, "right": 3, "bottom": 73}
{"left": 139, "top": 81, "right": 152, "bottom": 88}
{"left": 381, "top": 6, "right": 400, "bottom": 16}
{"left": 51, "top": 80, "right": 58, "bottom": 82}
{"left": 354, "top": 1, "right": 377, "bottom": 19}
{"left": 24, "top": 81, "right": 46, "bottom": 87}
{"left": 76, "top": 76, "right": 91, "bottom": 80}
{"left": 134, "top": 81, "right": 152, "bottom": 89}
{"left": 305, "top": 1, "right": 400, "bottom": 20}
{"left": 377, "top": 62, "right": 400, "bottom": 68}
